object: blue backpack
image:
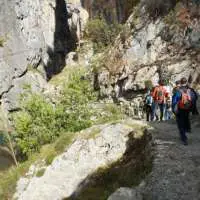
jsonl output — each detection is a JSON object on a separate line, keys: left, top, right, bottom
{"left": 145, "top": 95, "right": 153, "bottom": 105}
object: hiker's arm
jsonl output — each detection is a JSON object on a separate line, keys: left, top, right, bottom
{"left": 172, "top": 91, "right": 181, "bottom": 113}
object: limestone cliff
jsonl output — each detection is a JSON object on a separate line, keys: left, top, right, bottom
{"left": 0, "top": 0, "right": 88, "bottom": 112}
{"left": 95, "top": 1, "right": 200, "bottom": 101}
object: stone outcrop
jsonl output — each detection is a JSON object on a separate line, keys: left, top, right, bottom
{"left": 14, "top": 120, "right": 153, "bottom": 200}
{"left": 96, "top": 2, "right": 200, "bottom": 100}
{"left": 0, "top": 0, "right": 88, "bottom": 112}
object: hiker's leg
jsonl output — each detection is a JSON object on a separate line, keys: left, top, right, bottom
{"left": 159, "top": 103, "right": 164, "bottom": 121}
{"left": 184, "top": 111, "right": 191, "bottom": 132}
{"left": 164, "top": 104, "right": 168, "bottom": 120}
{"left": 150, "top": 106, "right": 153, "bottom": 121}
{"left": 177, "top": 111, "right": 188, "bottom": 143}
{"left": 151, "top": 102, "right": 155, "bottom": 121}
{"left": 145, "top": 105, "right": 149, "bottom": 121}
{"left": 155, "top": 103, "right": 159, "bottom": 120}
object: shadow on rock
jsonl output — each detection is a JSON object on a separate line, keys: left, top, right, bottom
{"left": 44, "top": 0, "right": 76, "bottom": 80}
{"left": 63, "top": 129, "right": 153, "bottom": 200}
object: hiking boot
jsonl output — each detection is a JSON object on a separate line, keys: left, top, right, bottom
{"left": 183, "top": 140, "right": 188, "bottom": 145}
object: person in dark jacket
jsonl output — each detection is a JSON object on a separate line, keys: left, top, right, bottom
{"left": 172, "top": 77, "right": 195, "bottom": 145}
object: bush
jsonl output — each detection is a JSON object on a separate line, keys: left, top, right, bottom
{"left": 143, "top": 0, "right": 177, "bottom": 18}
{"left": 58, "top": 69, "right": 97, "bottom": 132}
{"left": 13, "top": 94, "right": 58, "bottom": 158}
{"left": 13, "top": 68, "right": 97, "bottom": 158}
{"left": 85, "top": 18, "right": 122, "bottom": 52}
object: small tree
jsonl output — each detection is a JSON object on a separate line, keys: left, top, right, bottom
{"left": 85, "top": 17, "right": 122, "bottom": 52}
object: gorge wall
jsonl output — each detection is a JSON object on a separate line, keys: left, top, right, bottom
{"left": 0, "top": 0, "right": 88, "bottom": 113}
{"left": 95, "top": 1, "right": 200, "bottom": 101}
{"left": 0, "top": 0, "right": 139, "bottom": 114}
{"left": 1, "top": 0, "right": 200, "bottom": 112}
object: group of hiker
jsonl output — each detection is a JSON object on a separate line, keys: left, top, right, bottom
{"left": 144, "top": 77, "right": 199, "bottom": 145}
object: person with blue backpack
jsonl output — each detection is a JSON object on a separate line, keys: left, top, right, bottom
{"left": 172, "top": 77, "right": 195, "bottom": 145}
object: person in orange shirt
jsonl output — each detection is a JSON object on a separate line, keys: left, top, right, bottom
{"left": 152, "top": 80, "right": 168, "bottom": 121}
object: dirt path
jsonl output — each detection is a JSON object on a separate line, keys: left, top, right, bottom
{"left": 143, "top": 115, "right": 200, "bottom": 200}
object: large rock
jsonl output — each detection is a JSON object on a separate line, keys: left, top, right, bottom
{"left": 14, "top": 120, "right": 152, "bottom": 200}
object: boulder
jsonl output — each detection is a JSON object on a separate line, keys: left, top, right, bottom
{"left": 14, "top": 121, "right": 152, "bottom": 200}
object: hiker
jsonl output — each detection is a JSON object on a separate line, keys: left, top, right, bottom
{"left": 144, "top": 90, "right": 153, "bottom": 121}
{"left": 172, "top": 77, "right": 195, "bottom": 145}
{"left": 172, "top": 80, "right": 181, "bottom": 95}
{"left": 152, "top": 80, "right": 168, "bottom": 121}
{"left": 163, "top": 84, "right": 173, "bottom": 120}
{"left": 165, "top": 97, "right": 172, "bottom": 120}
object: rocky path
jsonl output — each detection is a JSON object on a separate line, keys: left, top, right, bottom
{"left": 143, "top": 116, "right": 200, "bottom": 200}
{"left": 109, "top": 115, "right": 200, "bottom": 200}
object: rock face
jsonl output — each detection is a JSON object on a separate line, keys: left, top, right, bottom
{"left": 96, "top": 2, "right": 200, "bottom": 100}
{"left": 14, "top": 120, "right": 153, "bottom": 200}
{"left": 0, "top": 0, "right": 88, "bottom": 112}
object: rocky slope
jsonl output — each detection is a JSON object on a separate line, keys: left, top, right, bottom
{"left": 14, "top": 120, "right": 153, "bottom": 200}
{"left": 96, "top": 1, "right": 200, "bottom": 101}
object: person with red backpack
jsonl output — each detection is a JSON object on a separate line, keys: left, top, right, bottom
{"left": 172, "top": 77, "right": 195, "bottom": 145}
{"left": 152, "top": 79, "right": 168, "bottom": 121}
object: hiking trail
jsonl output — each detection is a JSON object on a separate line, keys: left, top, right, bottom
{"left": 109, "top": 115, "right": 200, "bottom": 200}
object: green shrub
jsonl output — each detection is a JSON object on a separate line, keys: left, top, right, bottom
{"left": 13, "top": 94, "right": 58, "bottom": 158}
{"left": 13, "top": 68, "right": 97, "bottom": 158}
{"left": 58, "top": 69, "right": 97, "bottom": 132}
{"left": 85, "top": 18, "right": 122, "bottom": 52}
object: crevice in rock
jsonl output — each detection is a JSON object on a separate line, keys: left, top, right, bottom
{"left": 0, "top": 85, "right": 14, "bottom": 99}
{"left": 44, "top": 0, "right": 76, "bottom": 80}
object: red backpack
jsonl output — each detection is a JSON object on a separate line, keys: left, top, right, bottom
{"left": 178, "top": 88, "right": 192, "bottom": 110}
{"left": 156, "top": 86, "right": 165, "bottom": 104}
